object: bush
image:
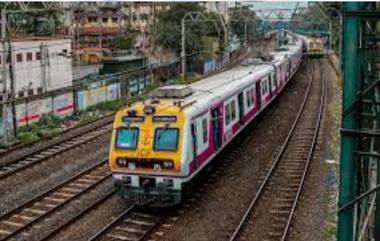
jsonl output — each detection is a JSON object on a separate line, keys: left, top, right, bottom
{"left": 18, "top": 132, "right": 40, "bottom": 144}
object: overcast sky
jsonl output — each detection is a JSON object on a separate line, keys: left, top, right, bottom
{"left": 240, "top": 1, "right": 309, "bottom": 11}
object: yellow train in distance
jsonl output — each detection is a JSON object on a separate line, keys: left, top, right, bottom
{"left": 305, "top": 37, "right": 324, "bottom": 58}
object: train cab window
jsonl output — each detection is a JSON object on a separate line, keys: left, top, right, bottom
{"left": 116, "top": 128, "right": 139, "bottom": 150}
{"left": 154, "top": 128, "right": 179, "bottom": 151}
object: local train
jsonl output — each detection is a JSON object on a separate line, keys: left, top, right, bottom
{"left": 304, "top": 37, "right": 324, "bottom": 58}
{"left": 109, "top": 33, "right": 304, "bottom": 207}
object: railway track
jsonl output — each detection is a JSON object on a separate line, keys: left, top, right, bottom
{"left": 229, "top": 59, "right": 325, "bottom": 241}
{"left": 0, "top": 115, "right": 114, "bottom": 180}
{"left": 87, "top": 206, "right": 161, "bottom": 241}
{"left": 0, "top": 113, "right": 114, "bottom": 159}
{"left": 0, "top": 159, "right": 111, "bottom": 241}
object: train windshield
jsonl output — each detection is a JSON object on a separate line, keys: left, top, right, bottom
{"left": 154, "top": 128, "right": 179, "bottom": 151}
{"left": 116, "top": 127, "right": 139, "bottom": 150}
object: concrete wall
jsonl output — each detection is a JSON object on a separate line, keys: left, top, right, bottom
{"left": 0, "top": 38, "right": 72, "bottom": 96}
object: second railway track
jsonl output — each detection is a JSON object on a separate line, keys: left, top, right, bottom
{"left": 0, "top": 115, "right": 114, "bottom": 180}
{"left": 229, "top": 59, "right": 326, "bottom": 241}
{"left": 0, "top": 159, "right": 111, "bottom": 241}
{"left": 87, "top": 205, "right": 162, "bottom": 241}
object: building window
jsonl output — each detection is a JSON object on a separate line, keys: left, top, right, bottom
{"left": 18, "top": 90, "right": 24, "bottom": 98}
{"left": 112, "top": 18, "right": 118, "bottom": 23}
{"left": 16, "top": 53, "right": 23, "bottom": 62}
{"left": 26, "top": 52, "right": 33, "bottom": 61}
{"left": 102, "top": 17, "right": 108, "bottom": 23}
{"left": 28, "top": 89, "right": 34, "bottom": 96}
{"left": 37, "top": 87, "right": 43, "bottom": 94}
{"left": 36, "top": 52, "right": 41, "bottom": 60}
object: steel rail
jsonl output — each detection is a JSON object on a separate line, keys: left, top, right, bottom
{"left": 0, "top": 159, "right": 111, "bottom": 241}
{"left": 0, "top": 113, "right": 114, "bottom": 158}
{"left": 37, "top": 190, "right": 116, "bottom": 241}
{"left": 87, "top": 205, "right": 137, "bottom": 241}
{"left": 228, "top": 58, "right": 319, "bottom": 241}
{"left": 280, "top": 59, "right": 325, "bottom": 241}
{"left": 0, "top": 116, "right": 113, "bottom": 180}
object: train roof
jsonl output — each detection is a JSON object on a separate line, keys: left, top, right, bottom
{"left": 118, "top": 36, "right": 303, "bottom": 117}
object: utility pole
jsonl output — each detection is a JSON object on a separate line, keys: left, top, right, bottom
{"left": 1, "top": 9, "right": 7, "bottom": 144}
{"left": 244, "top": 21, "right": 247, "bottom": 45}
{"left": 181, "top": 16, "right": 186, "bottom": 81}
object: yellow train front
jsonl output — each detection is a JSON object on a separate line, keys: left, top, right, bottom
{"left": 306, "top": 37, "right": 324, "bottom": 58}
{"left": 109, "top": 99, "right": 185, "bottom": 207}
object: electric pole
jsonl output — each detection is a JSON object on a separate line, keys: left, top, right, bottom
{"left": 1, "top": 9, "right": 7, "bottom": 144}
{"left": 181, "top": 16, "right": 186, "bottom": 81}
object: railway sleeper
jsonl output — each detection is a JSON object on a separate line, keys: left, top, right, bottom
{"left": 272, "top": 222, "right": 287, "bottom": 230}
{"left": 273, "top": 203, "right": 293, "bottom": 210}
{"left": 106, "top": 233, "right": 139, "bottom": 241}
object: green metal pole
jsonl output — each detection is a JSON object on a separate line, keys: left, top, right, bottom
{"left": 375, "top": 2, "right": 380, "bottom": 238}
{"left": 338, "top": 2, "right": 360, "bottom": 241}
{"left": 376, "top": 160, "right": 380, "bottom": 241}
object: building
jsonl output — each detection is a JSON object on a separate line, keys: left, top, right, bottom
{"left": 64, "top": 2, "right": 171, "bottom": 64}
{"left": 0, "top": 37, "right": 73, "bottom": 99}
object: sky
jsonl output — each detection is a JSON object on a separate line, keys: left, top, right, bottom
{"left": 241, "top": 1, "right": 309, "bottom": 11}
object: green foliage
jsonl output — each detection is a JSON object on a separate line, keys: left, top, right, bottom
{"left": 112, "top": 34, "right": 136, "bottom": 50}
{"left": 38, "top": 114, "right": 62, "bottom": 129}
{"left": 152, "top": 3, "right": 222, "bottom": 55}
{"left": 86, "top": 100, "right": 125, "bottom": 112}
{"left": 17, "top": 114, "right": 63, "bottom": 143}
{"left": 229, "top": 6, "right": 256, "bottom": 43}
{"left": 18, "top": 132, "right": 40, "bottom": 144}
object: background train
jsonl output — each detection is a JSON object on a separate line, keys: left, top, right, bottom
{"left": 109, "top": 33, "right": 304, "bottom": 207}
{"left": 303, "top": 36, "right": 324, "bottom": 58}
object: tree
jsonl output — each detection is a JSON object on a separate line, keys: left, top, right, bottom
{"left": 229, "top": 6, "right": 256, "bottom": 44}
{"left": 112, "top": 34, "right": 136, "bottom": 50}
{"left": 152, "top": 3, "right": 220, "bottom": 56}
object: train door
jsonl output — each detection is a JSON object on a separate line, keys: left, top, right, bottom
{"left": 255, "top": 82, "right": 261, "bottom": 110}
{"left": 190, "top": 123, "right": 197, "bottom": 160}
{"left": 211, "top": 108, "right": 222, "bottom": 151}
{"left": 237, "top": 92, "right": 244, "bottom": 123}
{"left": 268, "top": 75, "right": 273, "bottom": 98}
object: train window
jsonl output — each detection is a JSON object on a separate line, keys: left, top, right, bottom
{"left": 271, "top": 74, "right": 276, "bottom": 89}
{"left": 225, "top": 104, "right": 230, "bottom": 125}
{"left": 261, "top": 78, "right": 268, "bottom": 96}
{"left": 154, "top": 128, "right": 179, "bottom": 151}
{"left": 115, "top": 127, "right": 139, "bottom": 150}
{"left": 246, "top": 88, "right": 254, "bottom": 108}
{"left": 225, "top": 100, "right": 236, "bottom": 126}
{"left": 231, "top": 100, "right": 236, "bottom": 121}
{"left": 202, "top": 118, "right": 208, "bottom": 144}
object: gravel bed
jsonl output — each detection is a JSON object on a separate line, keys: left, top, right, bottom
{"left": 48, "top": 194, "right": 127, "bottom": 241}
{"left": 0, "top": 114, "right": 113, "bottom": 164}
{"left": 0, "top": 131, "right": 111, "bottom": 215}
{"left": 288, "top": 58, "right": 341, "bottom": 241}
{"left": 8, "top": 178, "right": 115, "bottom": 241}
{"left": 149, "top": 62, "right": 311, "bottom": 241}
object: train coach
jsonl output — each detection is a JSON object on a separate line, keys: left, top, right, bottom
{"left": 304, "top": 37, "right": 324, "bottom": 58}
{"left": 108, "top": 34, "right": 304, "bottom": 207}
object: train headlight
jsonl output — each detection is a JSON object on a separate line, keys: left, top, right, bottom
{"left": 162, "top": 160, "right": 174, "bottom": 169}
{"left": 128, "top": 162, "right": 136, "bottom": 170}
{"left": 116, "top": 158, "right": 128, "bottom": 167}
